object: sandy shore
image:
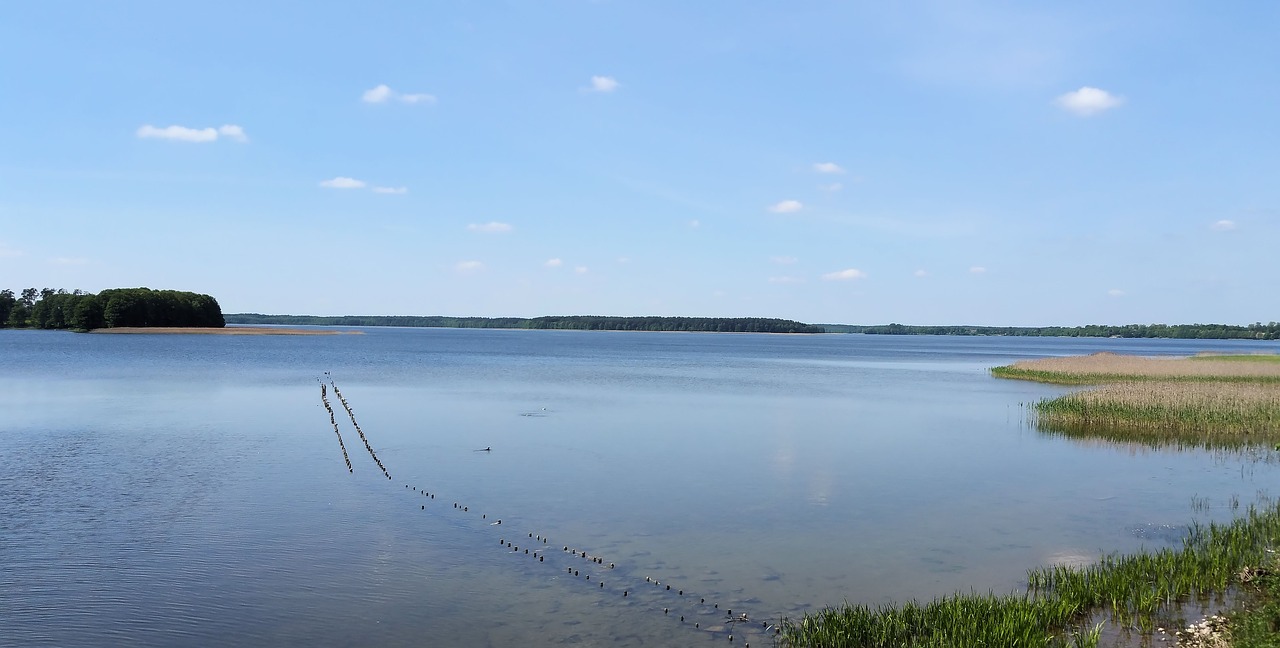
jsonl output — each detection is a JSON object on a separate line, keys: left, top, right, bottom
{"left": 90, "top": 327, "right": 360, "bottom": 335}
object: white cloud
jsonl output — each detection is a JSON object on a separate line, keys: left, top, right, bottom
{"left": 320, "top": 177, "right": 367, "bottom": 189}
{"left": 914, "top": 269, "right": 929, "bottom": 277}
{"left": 970, "top": 266, "right": 987, "bottom": 274}
{"left": 1055, "top": 86, "right": 1123, "bottom": 116}
{"left": 768, "top": 276, "right": 802, "bottom": 284}
{"left": 363, "top": 84, "right": 436, "bottom": 104}
{"left": 771, "top": 256, "right": 798, "bottom": 265}
{"left": 373, "top": 186, "right": 408, "bottom": 194}
{"left": 49, "top": 257, "right": 89, "bottom": 265}
{"left": 1107, "top": 289, "right": 1126, "bottom": 297}
{"left": 455, "top": 260, "right": 484, "bottom": 273}
{"left": 574, "top": 266, "right": 589, "bottom": 274}
{"left": 217, "top": 124, "right": 248, "bottom": 142}
{"left": 819, "top": 182, "right": 844, "bottom": 192}
{"left": 545, "top": 258, "right": 563, "bottom": 267}
{"left": 0, "top": 244, "right": 23, "bottom": 258}
{"left": 688, "top": 219, "right": 701, "bottom": 228}
{"left": 813, "top": 162, "right": 845, "bottom": 174}
{"left": 136, "top": 124, "right": 219, "bottom": 143}
{"left": 1211, "top": 219, "right": 1237, "bottom": 231}
{"left": 588, "top": 76, "right": 620, "bottom": 93}
{"left": 468, "top": 222, "right": 513, "bottom": 233}
{"left": 362, "top": 84, "right": 394, "bottom": 103}
{"left": 822, "top": 268, "right": 867, "bottom": 281}
{"left": 616, "top": 257, "right": 631, "bottom": 264}
{"left": 769, "top": 200, "right": 804, "bottom": 214}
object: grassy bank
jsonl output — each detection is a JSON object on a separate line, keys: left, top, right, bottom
{"left": 992, "top": 353, "right": 1280, "bottom": 441}
{"left": 779, "top": 503, "right": 1280, "bottom": 647}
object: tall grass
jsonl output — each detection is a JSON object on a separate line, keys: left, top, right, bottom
{"left": 1034, "top": 382, "right": 1280, "bottom": 439}
{"left": 993, "top": 353, "right": 1280, "bottom": 441}
{"left": 779, "top": 503, "right": 1280, "bottom": 647}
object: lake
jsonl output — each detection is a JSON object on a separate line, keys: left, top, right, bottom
{"left": 2, "top": 328, "right": 1277, "bottom": 646}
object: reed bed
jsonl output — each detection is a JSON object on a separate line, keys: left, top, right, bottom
{"left": 991, "top": 352, "right": 1280, "bottom": 385}
{"left": 1035, "top": 381, "right": 1280, "bottom": 439}
{"left": 780, "top": 503, "right": 1280, "bottom": 647}
{"left": 993, "top": 353, "right": 1280, "bottom": 441}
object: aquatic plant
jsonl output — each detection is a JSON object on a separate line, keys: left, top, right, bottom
{"left": 780, "top": 502, "right": 1280, "bottom": 647}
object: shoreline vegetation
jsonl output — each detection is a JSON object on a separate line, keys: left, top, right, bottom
{"left": 992, "top": 353, "right": 1280, "bottom": 445}
{"left": 226, "top": 314, "right": 1280, "bottom": 339}
{"left": 821, "top": 323, "right": 1280, "bottom": 340}
{"left": 783, "top": 353, "right": 1280, "bottom": 647}
{"left": 90, "top": 326, "right": 356, "bottom": 335}
{"left": 226, "top": 313, "right": 826, "bottom": 333}
{"left": 2, "top": 287, "right": 223, "bottom": 331}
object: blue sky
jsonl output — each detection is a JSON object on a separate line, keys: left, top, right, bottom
{"left": 2, "top": 1, "right": 1276, "bottom": 326}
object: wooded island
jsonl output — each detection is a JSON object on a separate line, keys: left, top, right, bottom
{"left": 0, "top": 287, "right": 224, "bottom": 330}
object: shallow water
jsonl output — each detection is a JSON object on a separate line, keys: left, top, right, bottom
{"left": 2, "top": 329, "right": 1276, "bottom": 646}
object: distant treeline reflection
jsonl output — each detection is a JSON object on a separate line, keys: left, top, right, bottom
{"left": 226, "top": 314, "right": 824, "bottom": 333}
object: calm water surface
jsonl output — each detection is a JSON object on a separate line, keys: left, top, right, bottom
{"left": 3, "top": 329, "right": 1277, "bottom": 646}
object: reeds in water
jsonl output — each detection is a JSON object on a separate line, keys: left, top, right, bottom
{"left": 780, "top": 502, "right": 1280, "bottom": 647}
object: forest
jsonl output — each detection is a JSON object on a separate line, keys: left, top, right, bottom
{"left": 226, "top": 313, "right": 825, "bottom": 333}
{"left": 0, "top": 287, "right": 225, "bottom": 330}
{"left": 819, "top": 322, "right": 1280, "bottom": 340}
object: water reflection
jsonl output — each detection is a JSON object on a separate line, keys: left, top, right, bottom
{"left": 3, "top": 329, "right": 1278, "bottom": 646}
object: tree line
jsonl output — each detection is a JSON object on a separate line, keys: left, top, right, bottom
{"left": 819, "top": 322, "right": 1280, "bottom": 340}
{"left": 0, "top": 287, "right": 225, "bottom": 330}
{"left": 226, "top": 313, "right": 825, "bottom": 333}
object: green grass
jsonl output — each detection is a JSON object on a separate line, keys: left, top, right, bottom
{"left": 1231, "top": 561, "right": 1280, "bottom": 647}
{"left": 778, "top": 503, "right": 1280, "bottom": 648}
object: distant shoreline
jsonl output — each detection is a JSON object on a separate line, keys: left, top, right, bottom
{"left": 90, "top": 326, "right": 360, "bottom": 336}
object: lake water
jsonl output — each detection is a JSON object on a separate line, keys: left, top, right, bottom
{"left": 3, "top": 329, "right": 1277, "bottom": 646}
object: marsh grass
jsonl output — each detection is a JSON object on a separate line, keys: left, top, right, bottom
{"left": 991, "top": 353, "right": 1280, "bottom": 386}
{"left": 992, "top": 353, "right": 1280, "bottom": 440}
{"left": 779, "top": 503, "right": 1280, "bottom": 648}
{"left": 1035, "top": 381, "right": 1280, "bottom": 439}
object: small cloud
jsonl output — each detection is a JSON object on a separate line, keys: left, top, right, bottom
{"left": 455, "top": 260, "right": 484, "bottom": 273}
{"left": 320, "top": 176, "right": 367, "bottom": 189}
{"left": 616, "top": 257, "right": 631, "bottom": 264}
{"left": 822, "top": 268, "right": 867, "bottom": 281}
{"left": 819, "top": 182, "right": 843, "bottom": 192}
{"left": 769, "top": 200, "right": 803, "bottom": 214}
{"left": 688, "top": 219, "right": 701, "bottom": 228}
{"left": 217, "top": 124, "right": 248, "bottom": 142}
{"left": 588, "top": 75, "right": 620, "bottom": 93}
{"left": 468, "top": 222, "right": 513, "bottom": 234}
{"left": 813, "top": 162, "right": 845, "bottom": 174}
{"left": 398, "top": 93, "right": 437, "bottom": 104}
{"left": 372, "top": 186, "right": 408, "bottom": 194}
{"left": 49, "top": 256, "right": 89, "bottom": 265}
{"left": 545, "top": 258, "right": 563, "bottom": 268}
{"left": 970, "top": 266, "right": 987, "bottom": 274}
{"left": 771, "top": 256, "right": 798, "bottom": 265}
{"left": 914, "top": 269, "right": 928, "bottom": 277}
{"left": 362, "top": 84, "right": 393, "bottom": 103}
{"left": 363, "top": 84, "right": 436, "bottom": 104}
{"left": 1211, "top": 219, "right": 1237, "bottom": 231}
{"left": 768, "top": 276, "right": 803, "bottom": 284}
{"left": 1107, "top": 289, "right": 1126, "bottom": 297}
{"left": 136, "top": 124, "right": 219, "bottom": 143}
{"left": 1055, "top": 86, "right": 1124, "bottom": 117}
{"left": 0, "top": 244, "right": 23, "bottom": 258}
{"left": 574, "top": 266, "right": 589, "bottom": 274}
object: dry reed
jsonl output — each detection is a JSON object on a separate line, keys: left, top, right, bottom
{"left": 993, "top": 353, "right": 1280, "bottom": 441}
